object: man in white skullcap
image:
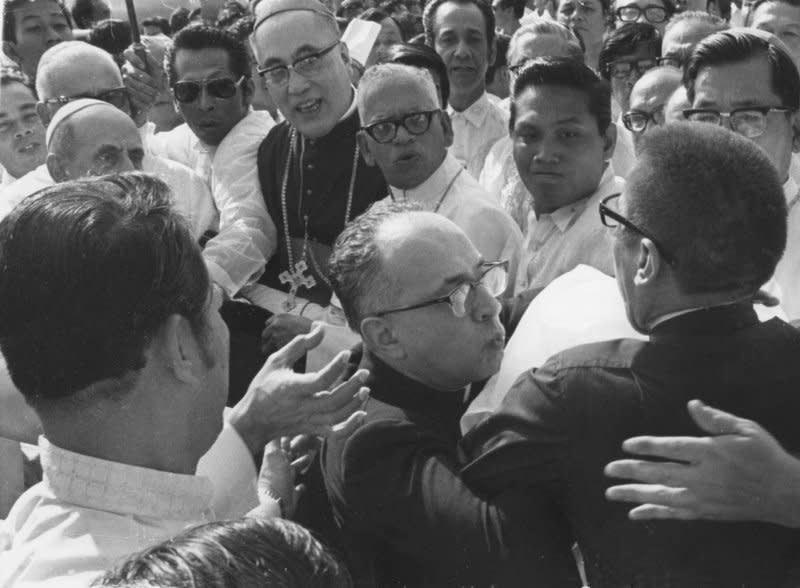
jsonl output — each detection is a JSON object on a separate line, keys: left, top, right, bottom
{"left": 248, "top": 0, "right": 388, "bottom": 352}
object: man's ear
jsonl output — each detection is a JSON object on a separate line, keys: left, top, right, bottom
{"left": 339, "top": 40, "right": 351, "bottom": 66}
{"left": 440, "top": 110, "right": 454, "bottom": 148}
{"left": 603, "top": 121, "right": 617, "bottom": 162}
{"left": 358, "top": 130, "right": 377, "bottom": 166}
{"left": 790, "top": 111, "right": 800, "bottom": 153}
{"left": 632, "top": 237, "right": 662, "bottom": 287}
{"left": 361, "top": 316, "right": 406, "bottom": 360}
{"left": 36, "top": 102, "right": 52, "bottom": 128}
{"left": 46, "top": 153, "right": 69, "bottom": 182}
{"left": 158, "top": 313, "right": 201, "bottom": 385}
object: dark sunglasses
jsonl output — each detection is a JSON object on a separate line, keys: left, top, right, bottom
{"left": 173, "top": 76, "right": 245, "bottom": 104}
{"left": 42, "top": 87, "right": 131, "bottom": 112}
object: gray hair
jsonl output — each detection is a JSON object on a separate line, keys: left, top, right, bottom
{"left": 357, "top": 63, "right": 440, "bottom": 121}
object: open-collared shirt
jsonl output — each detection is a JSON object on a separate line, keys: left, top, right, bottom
{"left": 447, "top": 92, "right": 508, "bottom": 181}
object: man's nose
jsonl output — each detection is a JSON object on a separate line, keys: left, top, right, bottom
{"left": 471, "top": 283, "right": 502, "bottom": 322}
{"left": 198, "top": 87, "right": 214, "bottom": 110}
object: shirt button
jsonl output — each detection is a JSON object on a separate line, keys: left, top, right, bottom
{"left": 307, "top": 163, "right": 314, "bottom": 170}
{"left": 306, "top": 189, "right": 312, "bottom": 195}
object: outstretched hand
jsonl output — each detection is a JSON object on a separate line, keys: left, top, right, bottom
{"left": 604, "top": 399, "right": 800, "bottom": 526}
{"left": 229, "top": 324, "right": 369, "bottom": 456}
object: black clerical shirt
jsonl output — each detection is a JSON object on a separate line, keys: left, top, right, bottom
{"left": 256, "top": 110, "right": 387, "bottom": 305}
{"left": 462, "top": 303, "right": 800, "bottom": 588}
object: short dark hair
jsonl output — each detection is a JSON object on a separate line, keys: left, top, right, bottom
{"left": 329, "top": 200, "right": 421, "bottom": 331}
{"left": 166, "top": 24, "right": 251, "bottom": 87}
{"left": 598, "top": 22, "right": 661, "bottom": 81}
{"left": 510, "top": 57, "right": 612, "bottom": 133}
{"left": 88, "top": 19, "right": 132, "bottom": 63}
{"left": 0, "top": 173, "right": 210, "bottom": 407}
{"left": 169, "top": 6, "right": 191, "bottom": 34}
{"left": 385, "top": 41, "right": 451, "bottom": 106}
{"left": 141, "top": 16, "right": 171, "bottom": 35}
{"left": 3, "top": 0, "right": 72, "bottom": 43}
{"left": 496, "top": 0, "right": 526, "bottom": 18}
{"left": 626, "top": 122, "right": 786, "bottom": 294}
{"left": 423, "top": 0, "right": 495, "bottom": 49}
{"left": 70, "top": 0, "right": 94, "bottom": 28}
{"left": 0, "top": 66, "right": 35, "bottom": 96}
{"left": 95, "top": 518, "right": 353, "bottom": 588}
{"left": 684, "top": 29, "right": 800, "bottom": 109}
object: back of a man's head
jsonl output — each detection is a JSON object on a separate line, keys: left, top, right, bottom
{"left": 35, "top": 40, "right": 120, "bottom": 98}
{"left": 95, "top": 517, "right": 353, "bottom": 588}
{"left": 684, "top": 29, "right": 800, "bottom": 107}
{"left": 507, "top": 20, "right": 585, "bottom": 65}
{"left": 0, "top": 173, "right": 209, "bottom": 409}
{"left": 626, "top": 123, "right": 786, "bottom": 295}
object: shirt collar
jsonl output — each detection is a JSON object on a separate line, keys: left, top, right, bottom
{"left": 1, "top": 168, "right": 16, "bottom": 187}
{"left": 784, "top": 175, "right": 799, "bottom": 209}
{"left": 542, "top": 163, "right": 618, "bottom": 232}
{"left": 389, "top": 151, "right": 458, "bottom": 205}
{"left": 39, "top": 436, "right": 215, "bottom": 520}
{"left": 447, "top": 92, "right": 491, "bottom": 128}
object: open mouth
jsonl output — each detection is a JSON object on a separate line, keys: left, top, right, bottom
{"left": 18, "top": 142, "right": 40, "bottom": 154}
{"left": 296, "top": 99, "right": 322, "bottom": 115}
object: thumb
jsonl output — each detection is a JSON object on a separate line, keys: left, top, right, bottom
{"left": 687, "top": 399, "right": 748, "bottom": 436}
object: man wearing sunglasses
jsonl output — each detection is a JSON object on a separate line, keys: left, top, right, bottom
{"left": 1, "top": 42, "right": 215, "bottom": 237}
{"left": 248, "top": 0, "right": 387, "bottom": 352}
{"left": 321, "top": 203, "right": 573, "bottom": 587}
{"left": 682, "top": 29, "right": 800, "bottom": 321}
{"left": 461, "top": 122, "right": 800, "bottom": 587}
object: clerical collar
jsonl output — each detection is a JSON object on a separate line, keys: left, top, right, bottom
{"left": 356, "top": 347, "right": 468, "bottom": 419}
{"left": 389, "top": 151, "right": 457, "bottom": 208}
{"left": 648, "top": 299, "right": 758, "bottom": 341}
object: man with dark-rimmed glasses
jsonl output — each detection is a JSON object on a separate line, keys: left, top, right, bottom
{"left": 461, "top": 121, "right": 800, "bottom": 587}
{"left": 681, "top": 28, "right": 800, "bottom": 320}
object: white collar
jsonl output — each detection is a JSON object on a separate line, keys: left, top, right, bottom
{"left": 447, "top": 92, "right": 491, "bottom": 127}
{"left": 39, "top": 436, "right": 215, "bottom": 520}
{"left": 389, "top": 151, "right": 460, "bottom": 206}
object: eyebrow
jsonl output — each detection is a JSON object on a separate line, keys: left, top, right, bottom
{"left": 441, "top": 259, "right": 486, "bottom": 288}
{"left": 261, "top": 43, "right": 331, "bottom": 67}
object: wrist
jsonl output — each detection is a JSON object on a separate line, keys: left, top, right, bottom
{"left": 228, "top": 401, "right": 268, "bottom": 457}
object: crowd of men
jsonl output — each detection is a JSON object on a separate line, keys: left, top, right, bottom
{"left": 0, "top": 0, "right": 799, "bottom": 585}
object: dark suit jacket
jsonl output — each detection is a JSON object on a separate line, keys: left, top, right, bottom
{"left": 462, "top": 302, "right": 800, "bottom": 588}
{"left": 321, "top": 349, "right": 520, "bottom": 588}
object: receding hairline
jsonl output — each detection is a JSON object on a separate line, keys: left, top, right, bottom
{"left": 357, "top": 64, "right": 440, "bottom": 118}
{"left": 36, "top": 41, "right": 120, "bottom": 97}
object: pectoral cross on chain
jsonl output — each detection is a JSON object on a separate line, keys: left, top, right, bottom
{"left": 279, "top": 260, "right": 316, "bottom": 312}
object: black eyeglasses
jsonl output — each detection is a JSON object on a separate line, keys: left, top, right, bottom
{"left": 656, "top": 55, "right": 684, "bottom": 68}
{"left": 615, "top": 4, "right": 668, "bottom": 23}
{"left": 607, "top": 58, "right": 657, "bottom": 79}
{"left": 361, "top": 110, "right": 442, "bottom": 144}
{"left": 622, "top": 108, "right": 664, "bottom": 133}
{"left": 683, "top": 106, "right": 793, "bottom": 139}
{"left": 173, "top": 76, "right": 245, "bottom": 103}
{"left": 257, "top": 41, "right": 340, "bottom": 88}
{"left": 599, "top": 193, "right": 675, "bottom": 265}
{"left": 42, "top": 87, "right": 131, "bottom": 112}
{"left": 372, "top": 260, "right": 509, "bottom": 318}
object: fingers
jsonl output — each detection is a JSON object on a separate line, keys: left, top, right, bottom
{"left": 308, "top": 354, "right": 359, "bottom": 394}
{"left": 312, "top": 370, "right": 369, "bottom": 412}
{"left": 686, "top": 399, "right": 751, "bottom": 436}
{"left": 621, "top": 435, "right": 708, "bottom": 463}
{"left": 753, "top": 289, "right": 780, "bottom": 308}
{"left": 604, "top": 459, "right": 692, "bottom": 485}
{"left": 269, "top": 323, "right": 325, "bottom": 368}
{"left": 330, "top": 409, "right": 367, "bottom": 438}
{"left": 605, "top": 483, "right": 691, "bottom": 509}
{"left": 627, "top": 504, "right": 700, "bottom": 521}
{"left": 291, "top": 453, "right": 313, "bottom": 474}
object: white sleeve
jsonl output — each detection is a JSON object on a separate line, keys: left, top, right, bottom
{"left": 205, "top": 121, "right": 277, "bottom": 298}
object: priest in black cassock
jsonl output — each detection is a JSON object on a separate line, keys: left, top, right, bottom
{"left": 249, "top": 0, "right": 387, "bottom": 349}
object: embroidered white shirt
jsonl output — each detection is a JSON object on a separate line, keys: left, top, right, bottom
{"left": 516, "top": 164, "right": 623, "bottom": 292}
{"left": 447, "top": 92, "right": 508, "bottom": 181}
